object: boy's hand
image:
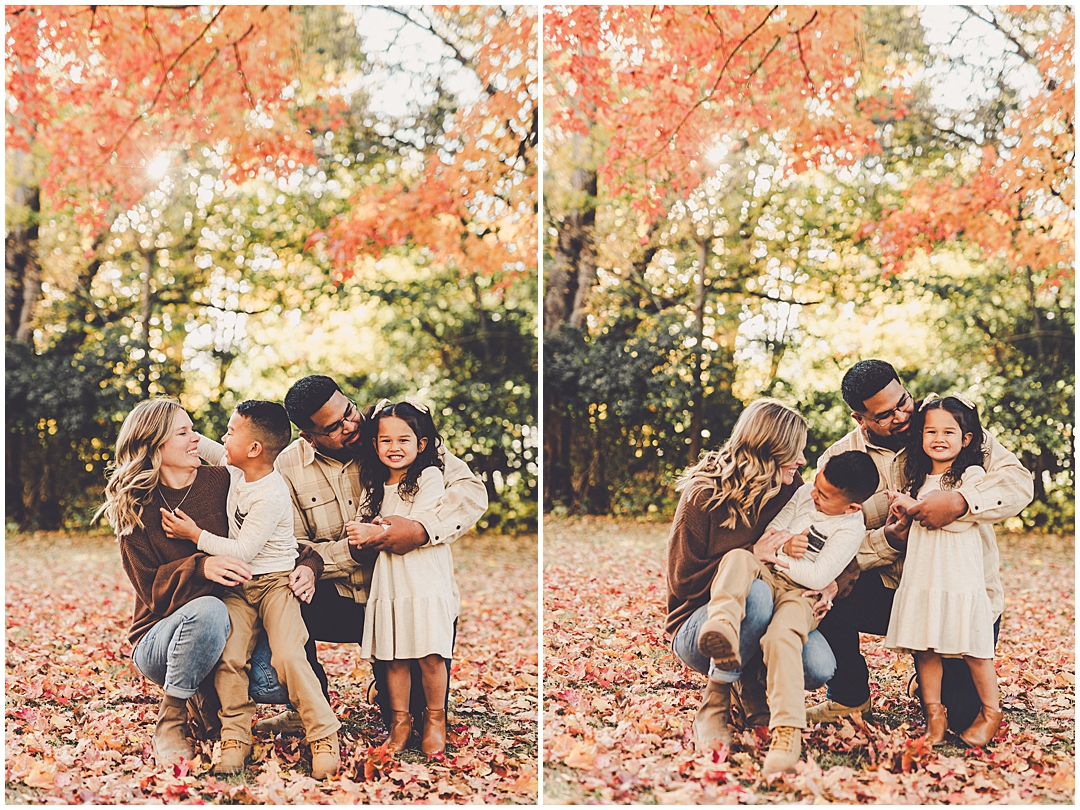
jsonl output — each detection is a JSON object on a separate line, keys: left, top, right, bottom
{"left": 160, "top": 507, "right": 201, "bottom": 542}
{"left": 782, "top": 530, "right": 810, "bottom": 559}
{"left": 345, "top": 520, "right": 387, "bottom": 548}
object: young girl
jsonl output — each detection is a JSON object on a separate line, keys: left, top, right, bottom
{"left": 346, "top": 399, "right": 458, "bottom": 758}
{"left": 884, "top": 395, "right": 1002, "bottom": 748}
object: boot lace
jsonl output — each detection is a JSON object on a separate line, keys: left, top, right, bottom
{"left": 221, "top": 739, "right": 247, "bottom": 752}
{"left": 770, "top": 726, "right": 800, "bottom": 752}
{"left": 311, "top": 736, "right": 336, "bottom": 757}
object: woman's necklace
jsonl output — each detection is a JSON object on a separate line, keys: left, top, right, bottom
{"left": 158, "top": 478, "right": 196, "bottom": 514}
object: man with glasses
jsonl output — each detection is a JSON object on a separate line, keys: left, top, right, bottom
{"left": 250, "top": 375, "right": 487, "bottom": 741}
{"left": 807, "top": 360, "right": 1032, "bottom": 733}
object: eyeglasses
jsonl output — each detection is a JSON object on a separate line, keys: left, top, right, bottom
{"left": 373, "top": 397, "right": 430, "bottom": 415}
{"left": 860, "top": 390, "right": 913, "bottom": 427}
{"left": 308, "top": 399, "right": 361, "bottom": 438}
{"left": 919, "top": 393, "right": 977, "bottom": 411}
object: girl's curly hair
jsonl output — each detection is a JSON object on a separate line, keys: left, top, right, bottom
{"left": 357, "top": 400, "right": 444, "bottom": 522}
{"left": 903, "top": 396, "right": 986, "bottom": 496}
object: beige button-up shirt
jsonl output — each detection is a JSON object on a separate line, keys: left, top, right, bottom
{"left": 275, "top": 439, "right": 488, "bottom": 603}
{"left": 818, "top": 425, "right": 1033, "bottom": 618}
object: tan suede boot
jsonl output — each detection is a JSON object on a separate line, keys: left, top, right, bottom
{"left": 762, "top": 726, "right": 802, "bottom": 775}
{"left": 152, "top": 695, "right": 194, "bottom": 766}
{"left": 693, "top": 680, "right": 734, "bottom": 749}
{"left": 697, "top": 618, "right": 742, "bottom": 671}
{"left": 310, "top": 732, "right": 340, "bottom": 779}
{"left": 214, "top": 739, "right": 252, "bottom": 774}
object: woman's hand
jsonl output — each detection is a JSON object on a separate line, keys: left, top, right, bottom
{"left": 345, "top": 520, "right": 387, "bottom": 549}
{"left": 803, "top": 579, "right": 839, "bottom": 620}
{"left": 202, "top": 555, "right": 252, "bottom": 587}
{"left": 160, "top": 507, "right": 201, "bottom": 542}
{"left": 752, "top": 529, "right": 790, "bottom": 568}
{"left": 782, "top": 529, "right": 810, "bottom": 559}
{"left": 289, "top": 565, "right": 316, "bottom": 604}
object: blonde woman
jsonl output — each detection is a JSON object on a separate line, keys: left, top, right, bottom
{"left": 665, "top": 399, "right": 836, "bottom": 752}
{"left": 97, "top": 398, "right": 322, "bottom": 767}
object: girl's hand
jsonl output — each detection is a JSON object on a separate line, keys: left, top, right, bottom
{"left": 345, "top": 520, "right": 387, "bottom": 548}
{"left": 161, "top": 507, "right": 201, "bottom": 542}
{"left": 752, "top": 529, "right": 790, "bottom": 568}
{"left": 782, "top": 529, "right": 810, "bottom": 559}
{"left": 289, "top": 565, "right": 316, "bottom": 603}
{"left": 202, "top": 556, "right": 252, "bottom": 587}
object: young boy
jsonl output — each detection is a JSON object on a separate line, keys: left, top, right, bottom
{"left": 160, "top": 400, "right": 341, "bottom": 779}
{"left": 696, "top": 450, "right": 879, "bottom": 776}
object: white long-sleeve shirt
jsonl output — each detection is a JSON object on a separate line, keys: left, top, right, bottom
{"left": 765, "top": 483, "right": 866, "bottom": 591}
{"left": 196, "top": 436, "right": 298, "bottom": 575}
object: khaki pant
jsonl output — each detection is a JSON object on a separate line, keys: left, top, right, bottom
{"left": 216, "top": 571, "right": 340, "bottom": 744}
{"left": 706, "top": 549, "right": 819, "bottom": 729}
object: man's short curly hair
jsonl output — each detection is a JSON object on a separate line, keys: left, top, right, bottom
{"left": 841, "top": 360, "right": 900, "bottom": 413}
{"left": 284, "top": 375, "right": 341, "bottom": 430}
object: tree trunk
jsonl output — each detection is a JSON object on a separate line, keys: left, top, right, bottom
{"left": 544, "top": 132, "right": 598, "bottom": 331}
{"left": 689, "top": 236, "right": 710, "bottom": 463}
{"left": 5, "top": 151, "right": 42, "bottom": 343}
{"left": 140, "top": 248, "right": 154, "bottom": 399}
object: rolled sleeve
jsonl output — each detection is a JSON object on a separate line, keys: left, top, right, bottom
{"left": 417, "top": 451, "right": 488, "bottom": 546}
{"left": 955, "top": 437, "right": 1034, "bottom": 522}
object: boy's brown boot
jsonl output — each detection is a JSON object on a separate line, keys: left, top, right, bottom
{"left": 762, "top": 726, "right": 802, "bottom": 775}
{"left": 152, "top": 695, "right": 194, "bottom": 766}
{"left": 214, "top": 739, "right": 251, "bottom": 774}
{"left": 310, "top": 732, "right": 340, "bottom": 779}
{"left": 386, "top": 711, "right": 414, "bottom": 753}
{"left": 697, "top": 618, "right": 741, "bottom": 671}
{"left": 420, "top": 708, "right": 447, "bottom": 756}
{"left": 693, "top": 680, "right": 733, "bottom": 749}
{"left": 922, "top": 702, "right": 948, "bottom": 746}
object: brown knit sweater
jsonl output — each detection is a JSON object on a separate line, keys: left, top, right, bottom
{"left": 118, "top": 465, "right": 324, "bottom": 645}
{"left": 665, "top": 474, "right": 801, "bottom": 638}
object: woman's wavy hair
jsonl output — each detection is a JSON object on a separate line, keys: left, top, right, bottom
{"left": 93, "top": 398, "right": 184, "bottom": 538}
{"left": 676, "top": 398, "right": 807, "bottom": 530}
{"left": 903, "top": 396, "right": 985, "bottom": 496}
{"left": 356, "top": 401, "right": 444, "bottom": 522}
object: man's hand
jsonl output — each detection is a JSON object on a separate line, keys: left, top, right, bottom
{"left": 782, "top": 529, "right": 809, "bottom": 559}
{"left": 289, "top": 565, "right": 316, "bottom": 604}
{"left": 803, "top": 579, "right": 839, "bottom": 620}
{"left": 365, "top": 515, "right": 428, "bottom": 555}
{"left": 752, "top": 529, "right": 789, "bottom": 568}
{"left": 202, "top": 556, "right": 252, "bottom": 587}
{"left": 161, "top": 507, "right": 201, "bottom": 542}
{"left": 883, "top": 509, "right": 912, "bottom": 552}
{"left": 905, "top": 490, "right": 967, "bottom": 530}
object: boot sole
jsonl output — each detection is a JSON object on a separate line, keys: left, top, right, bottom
{"left": 697, "top": 630, "right": 741, "bottom": 671}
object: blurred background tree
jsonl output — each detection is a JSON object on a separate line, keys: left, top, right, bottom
{"left": 6, "top": 5, "right": 537, "bottom": 533}
{"left": 543, "top": 5, "right": 1073, "bottom": 531}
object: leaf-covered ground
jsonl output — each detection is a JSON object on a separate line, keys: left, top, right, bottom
{"left": 544, "top": 516, "right": 1074, "bottom": 804}
{"left": 6, "top": 531, "right": 537, "bottom": 804}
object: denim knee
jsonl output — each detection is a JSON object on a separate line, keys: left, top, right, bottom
{"left": 802, "top": 629, "right": 836, "bottom": 690}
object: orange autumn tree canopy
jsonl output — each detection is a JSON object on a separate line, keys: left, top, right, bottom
{"left": 545, "top": 5, "right": 899, "bottom": 223}
{"left": 6, "top": 5, "right": 335, "bottom": 234}
{"left": 313, "top": 6, "right": 538, "bottom": 282}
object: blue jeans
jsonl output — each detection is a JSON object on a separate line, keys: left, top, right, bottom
{"left": 248, "top": 630, "right": 291, "bottom": 704}
{"left": 672, "top": 578, "right": 836, "bottom": 689}
{"left": 132, "top": 596, "right": 230, "bottom": 699}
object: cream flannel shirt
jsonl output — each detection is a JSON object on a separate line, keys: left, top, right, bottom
{"left": 275, "top": 438, "right": 488, "bottom": 604}
{"left": 818, "top": 425, "right": 1033, "bottom": 618}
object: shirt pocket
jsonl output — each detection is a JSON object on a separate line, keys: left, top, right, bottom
{"left": 294, "top": 482, "right": 345, "bottom": 541}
